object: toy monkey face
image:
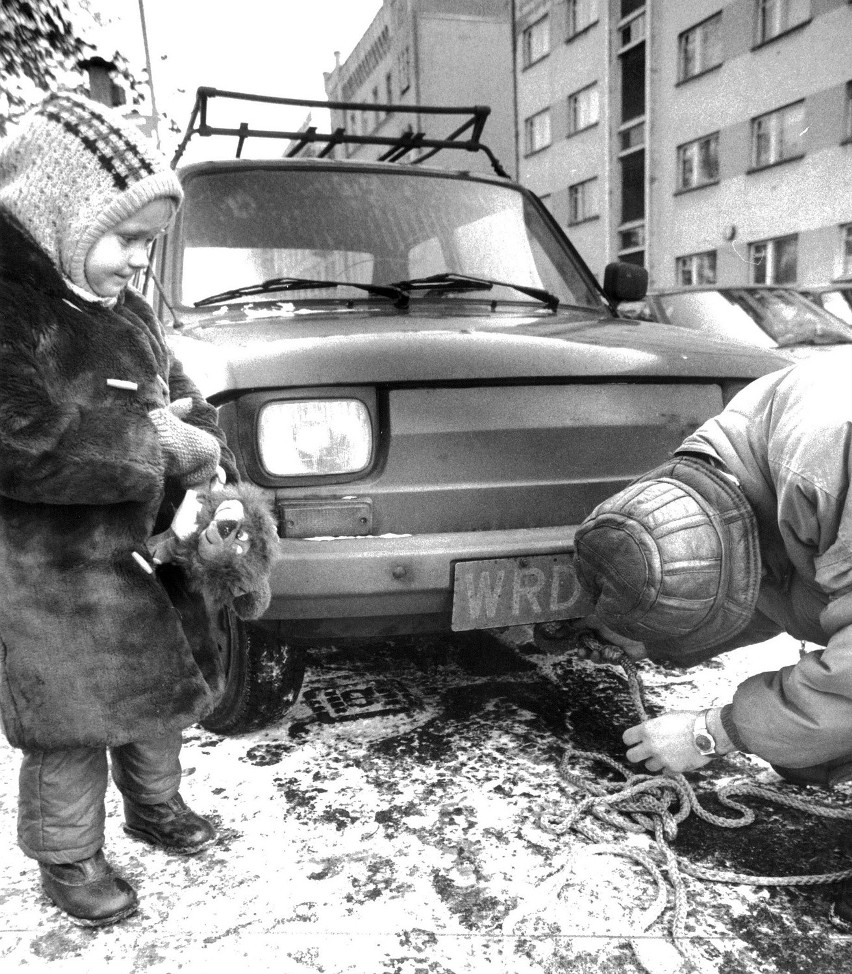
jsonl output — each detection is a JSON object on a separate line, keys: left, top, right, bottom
{"left": 197, "top": 498, "right": 252, "bottom": 563}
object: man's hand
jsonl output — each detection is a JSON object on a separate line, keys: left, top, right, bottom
{"left": 623, "top": 711, "right": 715, "bottom": 774}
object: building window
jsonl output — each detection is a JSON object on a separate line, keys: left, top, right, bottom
{"left": 845, "top": 81, "right": 852, "bottom": 142}
{"left": 522, "top": 14, "right": 550, "bottom": 67}
{"left": 620, "top": 43, "right": 645, "bottom": 121}
{"left": 621, "top": 151, "right": 644, "bottom": 222}
{"left": 749, "top": 234, "right": 798, "bottom": 283}
{"left": 751, "top": 101, "right": 805, "bottom": 168}
{"left": 398, "top": 45, "right": 411, "bottom": 94}
{"left": 524, "top": 108, "right": 551, "bottom": 155}
{"left": 677, "top": 132, "right": 719, "bottom": 190}
{"left": 567, "top": 83, "right": 600, "bottom": 135}
{"left": 567, "top": 0, "right": 598, "bottom": 37}
{"left": 755, "top": 0, "right": 810, "bottom": 45}
{"left": 385, "top": 71, "right": 393, "bottom": 105}
{"left": 678, "top": 13, "right": 722, "bottom": 81}
{"left": 621, "top": 0, "right": 645, "bottom": 18}
{"left": 676, "top": 251, "right": 717, "bottom": 285}
{"left": 618, "top": 222, "right": 645, "bottom": 266}
{"left": 619, "top": 11, "right": 645, "bottom": 49}
{"left": 568, "top": 177, "right": 599, "bottom": 224}
{"left": 843, "top": 224, "right": 852, "bottom": 277}
{"left": 619, "top": 120, "right": 645, "bottom": 153}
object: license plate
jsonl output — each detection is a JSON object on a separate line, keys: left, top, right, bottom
{"left": 451, "top": 553, "right": 594, "bottom": 631}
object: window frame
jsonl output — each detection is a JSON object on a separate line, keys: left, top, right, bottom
{"left": 675, "top": 250, "right": 718, "bottom": 285}
{"left": 521, "top": 13, "right": 551, "bottom": 68}
{"left": 524, "top": 107, "right": 552, "bottom": 156}
{"left": 844, "top": 80, "right": 852, "bottom": 144}
{"left": 676, "top": 131, "right": 720, "bottom": 192}
{"left": 566, "top": 0, "right": 599, "bottom": 40}
{"left": 748, "top": 233, "right": 799, "bottom": 284}
{"left": 677, "top": 11, "right": 723, "bottom": 83}
{"left": 754, "top": 0, "right": 811, "bottom": 47}
{"left": 398, "top": 45, "right": 411, "bottom": 94}
{"left": 842, "top": 223, "right": 852, "bottom": 277}
{"left": 749, "top": 100, "right": 805, "bottom": 170}
{"left": 566, "top": 82, "right": 600, "bottom": 137}
{"left": 567, "top": 176, "right": 600, "bottom": 226}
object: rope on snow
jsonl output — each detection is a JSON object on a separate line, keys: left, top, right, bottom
{"left": 503, "top": 638, "right": 852, "bottom": 974}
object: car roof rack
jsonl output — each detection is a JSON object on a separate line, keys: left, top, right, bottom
{"left": 171, "top": 86, "right": 510, "bottom": 177}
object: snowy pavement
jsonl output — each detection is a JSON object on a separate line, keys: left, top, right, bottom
{"left": 1, "top": 630, "right": 851, "bottom": 973}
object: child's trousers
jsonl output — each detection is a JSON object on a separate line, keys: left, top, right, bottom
{"left": 17, "top": 732, "right": 183, "bottom": 864}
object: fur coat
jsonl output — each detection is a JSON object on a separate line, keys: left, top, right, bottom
{"left": 0, "top": 208, "right": 237, "bottom": 750}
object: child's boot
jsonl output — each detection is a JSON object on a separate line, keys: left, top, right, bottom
{"left": 123, "top": 793, "right": 216, "bottom": 854}
{"left": 40, "top": 850, "right": 137, "bottom": 927}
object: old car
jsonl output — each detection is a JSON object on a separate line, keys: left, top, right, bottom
{"left": 144, "top": 88, "right": 789, "bottom": 734}
{"left": 618, "top": 285, "right": 852, "bottom": 361}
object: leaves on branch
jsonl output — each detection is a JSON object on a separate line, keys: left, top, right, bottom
{"left": 0, "top": 0, "right": 146, "bottom": 136}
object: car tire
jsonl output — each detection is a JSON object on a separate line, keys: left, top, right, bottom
{"left": 201, "top": 608, "right": 307, "bottom": 735}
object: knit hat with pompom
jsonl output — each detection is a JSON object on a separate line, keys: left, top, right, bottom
{"left": 0, "top": 91, "right": 182, "bottom": 299}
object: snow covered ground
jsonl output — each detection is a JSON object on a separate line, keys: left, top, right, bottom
{"left": 1, "top": 630, "right": 850, "bottom": 973}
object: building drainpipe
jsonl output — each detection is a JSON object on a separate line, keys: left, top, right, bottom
{"left": 604, "top": 0, "right": 613, "bottom": 266}
{"left": 411, "top": 6, "right": 421, "bottom": 141}
{"left": 644, "top": 0, "right": 653, "bottom": 283}
{"left": 510, "top": 0, "right": 520, "bottom": 180}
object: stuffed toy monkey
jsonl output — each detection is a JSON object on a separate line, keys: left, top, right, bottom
{"left": 147, "top": 482, "right": 279, "bottom": 619}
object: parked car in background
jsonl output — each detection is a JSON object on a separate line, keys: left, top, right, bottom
{"left": 618, "top": 285, "right": 852, "bottom": 361}
{"left": 801, "top": 280, "right": 852, "bottom": 327}
{"left": 145, "top": 88, "right": 789, "bottom": 734}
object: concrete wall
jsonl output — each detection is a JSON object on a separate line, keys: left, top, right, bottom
{"left": 416, "top": 7, "right": 515, "bottom": 176}
{"left": 516, "top": 3, "right": 610, "bottom": 276}
{"left": 649, "top": 0, "right": 852, "bottom": 286}
{"left": 324, "top": 0, "right": 515, "bottom": 177}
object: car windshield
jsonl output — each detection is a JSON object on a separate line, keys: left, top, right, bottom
{"left": 657, "top": 288, "right": 852, "bottom": 347}
{"left": 816, "top": 288, "right": 852, "bottom": 326}
{"left": 177, "top": 166, "right": 608, "bottom": 312}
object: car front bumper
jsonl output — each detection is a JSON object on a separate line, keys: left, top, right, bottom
{"left": 266, "top": 525, "right": 579, "bottom": 639}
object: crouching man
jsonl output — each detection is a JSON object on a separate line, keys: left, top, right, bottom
{"left": 571, "top": 351, "right": 852, "bottom": 925}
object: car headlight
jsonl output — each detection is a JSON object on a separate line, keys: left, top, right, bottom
{"left": 258, "top": 399, "right": 373, "bottom": 476}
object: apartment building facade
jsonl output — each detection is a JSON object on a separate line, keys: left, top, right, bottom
{"left": 323, "top": 0, "right": 516, "bottom": 177}
{"left": 516, "top": 0, "right": 852, "bottom": 285}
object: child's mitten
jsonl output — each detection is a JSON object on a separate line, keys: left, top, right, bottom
{"left": 149, "top": 398, "right": 221, "bottom": 488}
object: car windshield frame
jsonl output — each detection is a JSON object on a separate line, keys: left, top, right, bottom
{"left": 169, "top": 162, "right": 611, "bottom": 315}
{"left": 652, "top": 287, "right": 852, "bottom": 348}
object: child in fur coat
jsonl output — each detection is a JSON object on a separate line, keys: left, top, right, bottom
{"left": 0, "top": 91, "right": 240, "bottom": 927}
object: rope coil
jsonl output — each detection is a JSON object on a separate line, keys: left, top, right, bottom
{"left": 511, "top": 640, "right": 852, "bottom": 973}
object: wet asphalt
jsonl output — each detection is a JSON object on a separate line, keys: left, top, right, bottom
{"left": 1, "top": 629, "right": 851, "bottom": 973}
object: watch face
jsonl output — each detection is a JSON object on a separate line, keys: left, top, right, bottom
{"left": 694, "top": 732, "right": 715, "bottom": 755}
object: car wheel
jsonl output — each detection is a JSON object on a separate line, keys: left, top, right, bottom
{"left": 201, "top": 607, "right": 307, "bottom": 735}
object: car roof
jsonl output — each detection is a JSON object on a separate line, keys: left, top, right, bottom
{"left": 174, "top": 154, "right": 514, "bottom": 190}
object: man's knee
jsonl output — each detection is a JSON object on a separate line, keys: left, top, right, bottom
{"left": 573, "top": 454, "right": 761, "bottom": 664}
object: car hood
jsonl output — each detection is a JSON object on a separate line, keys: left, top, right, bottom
{"left": 168, "top": 304, "right": 789, "bottom": 398}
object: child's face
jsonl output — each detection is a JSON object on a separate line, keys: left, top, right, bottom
{"left": 84, "top": 198, "right": 174, "bottom": 298}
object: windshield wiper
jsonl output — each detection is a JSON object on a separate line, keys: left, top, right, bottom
{"left": 194, "top": 276, "right": 409, "bottom": 309}
{"left": 389, "top": 272, "right": 559, "bottom": 312}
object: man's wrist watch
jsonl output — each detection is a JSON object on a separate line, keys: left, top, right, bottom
{"left": 692, "top": 709, "right": 717, "bottom": 756}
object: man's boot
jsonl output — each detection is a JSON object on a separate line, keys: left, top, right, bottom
{"left": 40, "top": 850, "right": 137, "bottom": 927}
{"left": 123, "top": 793, "right": 216, "bottom": 854}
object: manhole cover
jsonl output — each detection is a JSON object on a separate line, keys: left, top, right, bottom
{"left": 303, "top": 678, "right": 422, "bottom": 724}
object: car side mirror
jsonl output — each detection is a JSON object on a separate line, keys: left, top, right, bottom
{"left": 603, "top": 262, "right": 648, "bottom": 303}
